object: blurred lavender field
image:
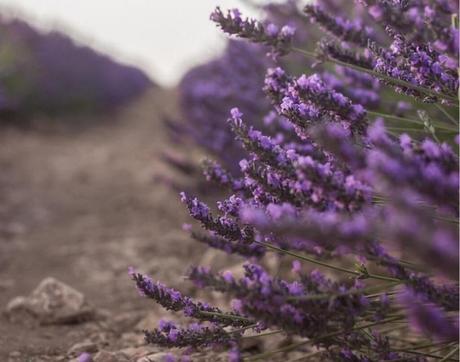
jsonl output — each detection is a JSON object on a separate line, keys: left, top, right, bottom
{"left": 0, "top": 1, "right": 458, "bottom": 361}
{"left": 0, "top": 17, "right": 153, "bottom": 117}
{"left": 0, "top": 3, "right": 253, "bottom": 360}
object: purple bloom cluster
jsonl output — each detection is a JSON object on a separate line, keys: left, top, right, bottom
{"left": 174, "top": 40, "right": 269, "bottom": 172}
{"left": 135, "top": 0, "right": 459, "bottom": 360}
{"left": 229, "top": 110, "right": 370, "bottom": 211}
{"left": 322, "top": 67, "right": 381, "bottom": 108}
{"left": 370, "top": 27, "right": 458, "bottom": 102}
{"left": 210, "top": 7, "right": 295, "bottom": 57}
{"left": 130, "top": 268, "right": 252, "bottom": 328}
{"left": 144, "top": 320, "right": 236, "bottom": 348}
{"left": 188, "top": 263, "right": 385, "bottom": 339}
{"left": 366, "top": 120, "right": 459, "bottom": 213}
{"left": 265, "top": 68, "right": 368, "bottom": 136}
{"left": 173, "top": 1, "right": 385, "bottom": 176}
{"left": 304, "top": 3, "right": 375, "bottom": 47}
{"left": 400, "top": 289, "right": 459, "bottom": 342}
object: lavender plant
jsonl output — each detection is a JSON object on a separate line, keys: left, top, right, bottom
{"left": 172, "top": 40, "right": 269, "bottom": 172}
{"left": 172, "top": 0, "right": 385, "bottom": 174}
{"left": 134, "top": 0, "right": 459, "bottom": 360}
{"left": 0, "top": 17, "right": 152, "bottom": 117}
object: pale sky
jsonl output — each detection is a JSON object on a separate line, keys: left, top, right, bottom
{"left": 0, "top": 0, "right": 268, "bottom": 86}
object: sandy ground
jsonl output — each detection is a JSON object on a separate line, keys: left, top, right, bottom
{"left": 0, "top": 89, "right": 216, "bottom": 360}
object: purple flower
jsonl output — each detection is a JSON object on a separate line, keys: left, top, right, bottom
{"left": 163, "top": 353, "right": 176, "bottom": 362}
{"left": 175, "top": 40, "right": 269, "bottom": 172}
{"left": 78, "top": 353, "right": 92, "bottom": 362}
{"left": 230, "top": 107, "right": 243, "bottom": 120}
{"left": 130, "top": 269, "right": 251, "bottom": 328}
{"left": 188, "top": 263, "right": 383, "bottom": 340}
{"left": 136, "top": 1, "right": 460, "bottom": 359}
{"left": 304, "top": 4, "right": 375, "bottom": 46}
{"left": 400, "top": 289, "right": 459, "bottom": 342}
{"left": 228, "top": 346, "right": 242, "bottom": 362}
{"left": 210, "top": 7, "right": 295, "bottom": 57}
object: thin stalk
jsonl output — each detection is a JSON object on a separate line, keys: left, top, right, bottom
{"left": 365, "top": 289, "right": 400, "bottom": 299}
{"left": 244, "top": 315, "right": 404, "bottom": 361}
{"left": 378, "top": 324, "right": 408, "bottom": 336}
{"left": 368, "top": 254, "right": 424, "bottom": 270}
{"left": 244, "top": 340, "right": 309, "bottom": 361}
{"left": 285, "top": 349, "right": 326, "bottom": 362}
{"left": 231, "top": 324, "right": 258, "bottom": 334}
{"left": 255, "top": 240, "right": 360, "bottom": 275}
{"left": 431, "top": 130, "right": 441, "bottom": 144}
{"left": 363, "top": 340, "right": 458, "bottom": 361}
{"left": 287, "top": 282, "right": 400, "bottom": 301}
{"left": 373, "top": 196, "right": 460, "bottom": 225}
{"left": 397, "top": 349, "right": 459, "bottom": 361}
{"left": 386, "top": 129, "right": 407, "bottom": 140}
{"left": 255, "top": 240, "right": 400, "bottom": 282}
{"left": 436, "top": 215, "right": 460, "bottom": 224}
{"left": 198, "top": 311, "right": 252, "bottom": 323}
{"left": 431, "top": 343, "right": 459, "bottom": 354}
{"left": 367, "top": 110, "right": 458, "bottom": 131}
{"left": 292, "top": 47, "right": 458, "bottom": 103}
{"left": 362, "top": 342, "right": 458, "bottom": 361}
{"left": 386, "top": 126, "right": 455, "bottom": 134}
{"left": 435, "top": 103, "right": 459, "bottom": 125}
{"left": 242, "top": 329, "right": 283, "bottom": 339}
{"left": 439, "top": 346, "right": 460, "bottom": 362}
{"left": 393, "top": 340, "right": 455, "bottom": 352}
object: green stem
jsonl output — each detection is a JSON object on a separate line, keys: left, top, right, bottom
{"left": 242, "top": 329, "right": 283, "bottom": 339}
{"left": 231, "top": 324, "right": 258, "bottom": 334}
{"left": 402, "top": 349, "right": 458, "bottom": 361}
{"left": 255, "top": 240, "right": 360, "bottom": 275}
{"left": 439, "top": 346, "right": 460, "bottom": 362}
{"left": 367, "top": 110, "right": 458, "bottom": 131}
{"left": 285, "top": 349, "right": 326, "bottom": 362}
{"left": 386, "top": 126, "right": 455, "bottom": 134}
{"left": 435, "top": 215, "right": 460, "bottom": 224}
{"left": 287, "top": 282, "right": 400, "bottom": 301}
{"left": 393, "top": 340, "right": 455, "bottom": 352}
{"left": 244, "top": 315, "right": 404, "bottom": 361}
{"left": 365, "top": 289, "right": 400, "bottom": 299}
{"left": 378, "top": 324, "right": 408, "bottom": 336}
{"left": 292, "top": 47, "right": 458, "bottom": 104}
{"left": 431, "top": 343, "right": 459, "bottom": 354}
{"left": 255, "top": 240, "right": 400, "bottom": 282}
{"left": 434, "top": 103, "right": 459, "bottom": 126}
{"left": 198, "top": 311, "right": 252, "bottom": 322}
{"left": 386, "top": 129, "right": 409, "bottom": 140}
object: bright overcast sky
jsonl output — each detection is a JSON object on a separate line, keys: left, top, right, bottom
{"left": 0, "top": 0, "right": 270, "bottom": 86}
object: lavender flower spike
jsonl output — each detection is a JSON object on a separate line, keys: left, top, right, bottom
{"left": 144, "top": 320, "right": 236, "bottom": 348}
{"left": 210, "top": 7, "right": 295, "bottom": 56}
{"left": 304, "top": 4, "right": 375, "bottom": 47}
{"left": 129, "top": 268, "right": 252, "bottom": 328}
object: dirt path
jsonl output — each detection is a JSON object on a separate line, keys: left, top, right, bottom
{"left": 0, "top": 89, "right": 207, "bottom": 360}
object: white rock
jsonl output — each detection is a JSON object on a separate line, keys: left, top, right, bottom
{"left": 68, "top": 341, "right": 98, "bottom": 356}
{"left": 6, "top": 277, "right": 94, "bottom": 324}
{"left": 6, "top": 296, "right": 27, "bottom": 313}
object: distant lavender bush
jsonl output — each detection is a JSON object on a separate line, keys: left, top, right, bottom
{"left": 0, "top": 17, "right": 152, "bottom": 116}
{"left": 135, "top": 0, "right": 459, "bottom": 360}
{"left": 175, "top": 40, "right": 269, "bottom": 171}
{"left": 174, "top": 1, "right": 392, "bottom": 171}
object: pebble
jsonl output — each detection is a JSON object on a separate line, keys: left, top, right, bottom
{"left": 68, "top": 341, "right": 99, "bottom": 356}
{"left": 6, "top": 277, "right": 94, "bottom": 324}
